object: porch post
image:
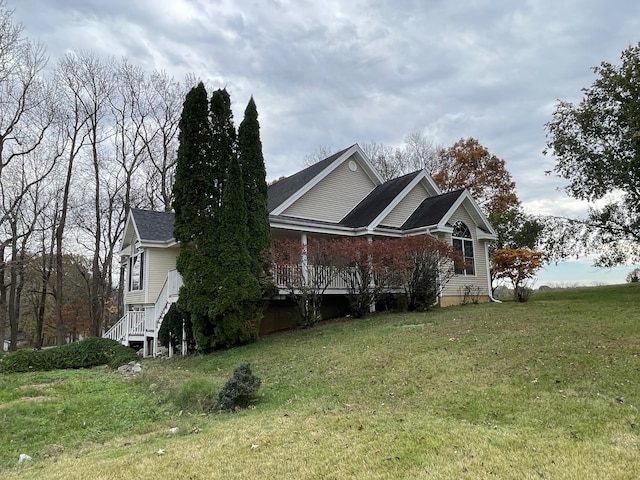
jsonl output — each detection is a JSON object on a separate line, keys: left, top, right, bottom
{"left": 182, "top": 318, "right": 187, "bottom": 356}
{"left": 301, "top": 233, "right": 308, "bottom": 285}
{"left": 367, "top": 236, "right": 376, "bottom": 313}
{"left": 125, "top": 312, "right": 130, "bottom": 347}
{"left": 142, "top": 327, "right": 148, "bottom": 357}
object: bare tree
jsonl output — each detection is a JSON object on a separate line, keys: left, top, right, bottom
{"left": 403, "top": 131, "right": 441, "bottom": 175}
{"left": 303, "top": 132, "right": 442, "bottom": 183}
{"left": 0, "top": 2, "right": 55, "bottom": 349}
{"left": 303, "top": 145, "right": 334, "bottom": 167}
{"left": 54, "top": 52, "right": 115, "bottom": 339}
{"left": 2, "top": 155, "right": 52, "bottom": 350}
{"left": 141, "top": 70, "right": 186, "bottom": 211}
{"left": 360, "top": 141, "right": 406, "bottom": 182}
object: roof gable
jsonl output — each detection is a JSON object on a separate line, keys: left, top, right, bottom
{"left": 267, "top": 146, "right": 349, "bottom": 213}
{"left": 121, "top": 209, "right": 175, "bottom": 251}
{"left": 340, "top": 171, "right": 420, "bottom": 228}
{"left": 268, "top": 144, "right": 384, "bottom": 216}
{"left": 131, "top": 209, "right": 175, "bottom": 242}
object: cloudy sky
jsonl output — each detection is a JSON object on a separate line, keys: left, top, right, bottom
{"left": 9, "top": 0, "right": 640, "bottom": 284}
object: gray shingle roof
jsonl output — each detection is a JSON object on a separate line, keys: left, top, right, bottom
{"left": 131, "top": 208, "right": 175, "bottom": 242}
{"left": 267, "top": 145, "right": 354, "bottom": 212}
{"left": 339, "top": 171, "right": 421, "bottom": 227}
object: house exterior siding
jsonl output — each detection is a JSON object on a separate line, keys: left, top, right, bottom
{"left": 124, "top": 246, "right": 178, "bottom": 306}
{"left": 282, "top": 156, "right": 376, "bottom": 222}
{"left": 441, "top": 207, "right": 491, "bottom": 299}
{"left": 146, "top": 247, "right": 179, "bottom": 303}
{"left": 379, "top": 183, "right": 429, "bottom": 228}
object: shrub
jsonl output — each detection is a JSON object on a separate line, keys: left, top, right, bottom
{"left": 514, "top": 286, "right": 533, "bottom": 303}
{"left": 170, "top": 376, "right": 217, "bottom": 413}
{"left": 0, "top": 337, "right": 137, "bottom": 373}
{"left": 214, "top": 363, "right": 261, "bottom": 412}
{"left": 159, "top": 304, "right": 195, "bottom": 352}
{"left": 460, "top": 285, "right": 482, "bottom": 304}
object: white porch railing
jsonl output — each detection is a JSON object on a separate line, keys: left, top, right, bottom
{"left": 155, "top": 269, "right": 183, "bottom": 320}
{"left": 104, "top": 270, "right": 183, "bottom": 351}
{"left": 103, "top": 310, "right": 145, "bottom": 343}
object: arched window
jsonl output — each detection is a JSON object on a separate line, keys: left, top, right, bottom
{"left": 452, "top": 221, "right": 474, "bottom": 275}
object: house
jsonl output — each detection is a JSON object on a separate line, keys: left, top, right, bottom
{"left": 105, "top": 144, "right": 496, "bottom": 355}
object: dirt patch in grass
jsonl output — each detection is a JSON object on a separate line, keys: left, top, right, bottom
{"left": 0, "top": 395, "right": 59, "bottom": 409}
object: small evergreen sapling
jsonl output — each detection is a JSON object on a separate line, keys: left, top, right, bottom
{"left": 214, "top": 363, "right": 261, "bottom": 412}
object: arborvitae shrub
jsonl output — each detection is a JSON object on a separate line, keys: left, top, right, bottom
{"left": 214, "top": 363, "right": 261, "bottom": 412}
{"left": 0, "top": 337, "right": 137, "bottom": 373}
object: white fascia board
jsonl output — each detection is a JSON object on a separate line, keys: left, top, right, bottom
{"left": 351, "top": 143, "right": 386, "bottom": 184}
{"left": 138, "top": 239, "right": 177, "bottom": 249}
{"left": 271, "top": 144, "right": 383, "bottom": 216}
{"left": 269, "top": 217, "right": 365, "bottom": 237}
{"left": 368, "top": 171, "right": 431, "bottom": 230}
{"left": 438, "top": 190, "right": 497, "bottom": 238}
{"left": 421, "top": 172, "right": 442, "bottom": 196}
{"left": 366, "top": 227, "right": 407, "bottom": 238}
{"left": 119, "top": 210, "right": 139, "bottom": 256}
{"left": 430, "top": 224, "right": 454, "bottom": 235}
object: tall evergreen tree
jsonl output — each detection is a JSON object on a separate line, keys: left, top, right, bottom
{"left": 210, "top": 154, "right": 262, "bottom": 347}
{"left": 173, "top": 86, "right": 266, "bottom": 351}
{"left": 237, "top": 97, "right": 272, "bottom": 288}
{"left": 209, "top": 88, "right": 236, "bottom": 204}
{"left": 173, "top": 82, "right": 212, "bottom": 241}
{"left": 173, "top": 82, "right": 218, "bottom": 349}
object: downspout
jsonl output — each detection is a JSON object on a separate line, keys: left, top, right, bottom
{"left": 485, "top": 242, "right": 502, "bottom": 303}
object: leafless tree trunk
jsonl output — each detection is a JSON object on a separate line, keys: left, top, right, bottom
{"left": 0, "top": 1, "right": 55, "bottom": 348}
{"left": 143, "top": 71, "right": 185, "bottom": 211}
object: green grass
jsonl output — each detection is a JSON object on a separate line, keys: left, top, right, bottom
{"left": 2, "top": 284, "right": 640, "bottom": 478}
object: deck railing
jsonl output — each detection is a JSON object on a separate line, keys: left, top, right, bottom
{"left": 272, "top": 264, "right": 354, "bottom": 291}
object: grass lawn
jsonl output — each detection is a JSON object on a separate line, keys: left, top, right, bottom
{"left": 1, "top": 284, "right": 639, "bottom": 479}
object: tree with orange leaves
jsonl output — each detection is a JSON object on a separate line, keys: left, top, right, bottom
{"left": 491, "top": 248, "right": 544, "bottom": 302}
{"left": 433, "top": 137, "right": 520, "bottom": 215}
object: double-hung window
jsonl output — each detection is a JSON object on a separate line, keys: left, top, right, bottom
{"left": 452, "top": 222, "right": 474, "bottom": 275}
{"left": 129, "top": 249, "right": 144, "bottom": 291}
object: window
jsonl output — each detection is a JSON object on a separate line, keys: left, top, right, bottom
{"left": 129, "top": 250, "right": 144, "bottom": 291}
{"left": 452, "top": 221, "right": 474, "bottom": 275}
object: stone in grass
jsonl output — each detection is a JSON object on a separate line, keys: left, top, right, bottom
{"left": 18, "top": 454, "right": 32, "bottom": 464}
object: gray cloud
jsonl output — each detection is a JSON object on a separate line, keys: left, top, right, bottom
{"left": 10, "top": 0, "right": 640, "bottom": 216}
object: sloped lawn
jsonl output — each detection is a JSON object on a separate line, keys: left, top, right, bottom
{"left": 2, "top": 284, "right": 639, "bottom": 479}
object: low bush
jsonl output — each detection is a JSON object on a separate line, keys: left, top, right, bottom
{"left": 170, "top": 376, "right": 217, "bottom": 413}
{"left": 214, "top": 363, "right": 261, "bottom": 412}
{"left": 0, "top": 337, "right": 137, "bottom": 373}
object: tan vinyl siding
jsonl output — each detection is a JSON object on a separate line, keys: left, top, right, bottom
{"left": 145, "top": 247, "right": 179, "bottom": 303}
{"left": 125, "top": 290, "right": 145, "bottom": 305}
{"left": 379, "top": 183, "right": 428, "bottom": 227}
{"left": 441, "top": 207, "right": 490, "bottom": 297}
{"left": 282, "top": 156, "right": 376, "bottom": 222}
{"left": 124, "top": 246, "right": 178, "bottom": 307}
